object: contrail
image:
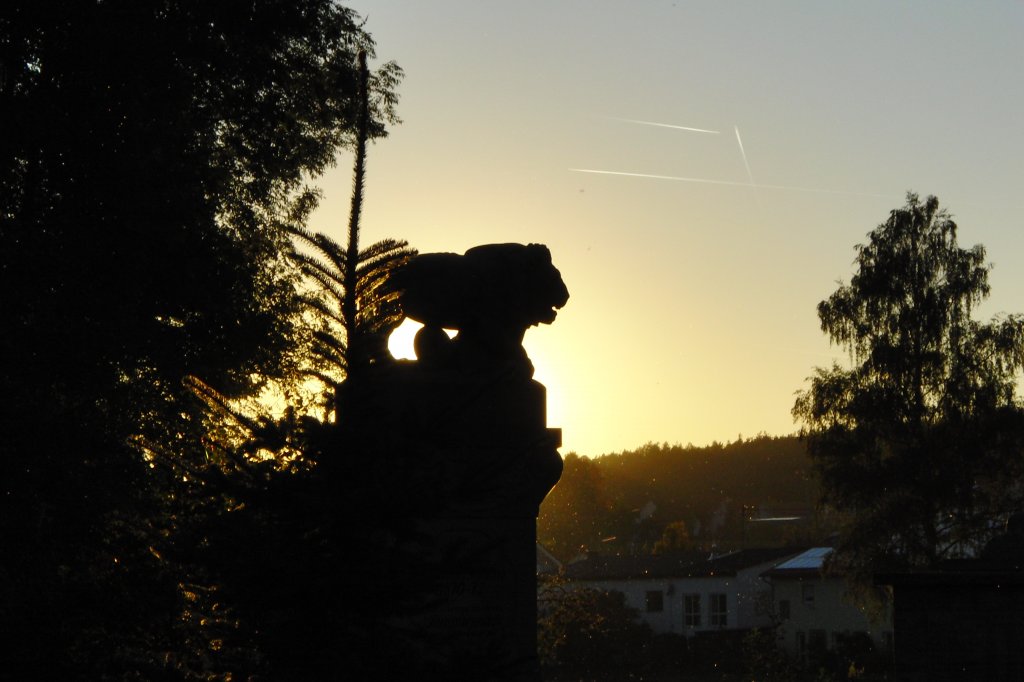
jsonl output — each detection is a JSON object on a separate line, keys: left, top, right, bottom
{"left": 603, "top": 116, "right": 719, "bottom": 135}
{"left": 570, "top": 169, "right": 755, "bottom": 188}
{"left": 733, "top": 126, "right": 762, "bottom": 211}
{"left": 734, "top": 126, "right": 756, "bottom": 186}
{"left": 568, "top": 168, "right": 888, "bottom": 197}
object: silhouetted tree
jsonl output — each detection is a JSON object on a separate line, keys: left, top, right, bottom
{"left": 652, "top": 519, "right": 693, "bottom": 554}
{"left": 176, "top": 40, "right": 415, "bottom": 680}
{"left": 538, "top": 453, "right": 625, "bottom": 560}
{"left": 0, "top": 2, "right": 400, "bottom": 677}
{"left": 282, "top": 48, "right": 413, "bottom": 419}
{"left": 794, "top": 193, "right": 1024, "bottom": 593}
{"left": 287, "top": 228, "right": 414, "bottom": 407}
{"left": 537, "top": 581, "right": 655, "bottom": 679}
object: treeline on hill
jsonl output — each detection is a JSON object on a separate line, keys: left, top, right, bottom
{"left": 538, "top": 435, "right": 837, "bottom": 561}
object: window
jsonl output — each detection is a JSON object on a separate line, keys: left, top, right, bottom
{"left": 808, "top": 629, "right": 827, "bottom": 654}
{"left": 709, "top": 593, "right": 727, "bottom": 628}
{"left": 778, "top": 599, "right": 791, "bottom": 621}
{"left": 801, "top": 582, "right": 815, "bottom": 607}
{"left": 646, "top": 590, "right": 664, "bottom": 613}
{"left": 683, "top": 594, "right": 701, "bottom": 627}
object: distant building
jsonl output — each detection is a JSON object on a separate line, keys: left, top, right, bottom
{"left": 762, "top": 548, "right": 892, "bottom": 660}
{"left": 564, "top": 547, "right": 801, "bottom": 636}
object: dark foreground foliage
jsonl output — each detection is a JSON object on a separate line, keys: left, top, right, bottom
{"left": 0, "top": 1, "right": 401, "bottom": 678}
{"left": 538, "top": 578, "right": 682, "bottom": 681}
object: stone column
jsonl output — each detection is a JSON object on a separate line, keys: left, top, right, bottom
{"left": 340, "top": 243, "right": 568, "bottom": 681}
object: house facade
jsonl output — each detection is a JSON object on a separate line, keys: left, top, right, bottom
{"left": 762, "top": 548, "right": 892, "bottom": 659}
{"left": 564, "top": 548, "right": 802, "bottom": 636}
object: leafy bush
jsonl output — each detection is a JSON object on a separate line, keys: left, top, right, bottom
{"left": 538, "top": 580, "right": 656, "bottom": 678}
{"left": 743, "top": 627, "right": 802, "bottom": 682}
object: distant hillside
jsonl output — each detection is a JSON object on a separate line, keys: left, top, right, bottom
{"left": 538, "top": 435, "right": 835, "bottom": 561}
{"left": 596, "top": 435, "right": 817, "bottom": 526}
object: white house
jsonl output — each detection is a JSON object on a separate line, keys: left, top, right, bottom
{"left": 564, "top": 548, "right": 802, "bottom": 636}
{"left": 761, "top": 548, "right": 892, "bottom": 659}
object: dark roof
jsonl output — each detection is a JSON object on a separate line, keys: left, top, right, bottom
{"left": 706, "top": 547, "right": 805, "bottom": 575}
{"left": 565, "top": 547, "right": 803, "bottom": 581}
{"left": 565, "top": 551, "right": 704, "bottom": 580}
{"left": 536, "top": 543, "right": 562, "bottom": 574}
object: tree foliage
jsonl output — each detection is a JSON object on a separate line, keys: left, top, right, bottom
{"left": 288, "top": 228, "right": 414, "bottom": 391}
{"left": 0, "top": 1, "right": 400, "bottom": 677}
{"left": 794, "top": 193, "right": 1024, "bottom": 584}
{"left": 652, "top": 519, "right": 693, "bottom": 554}
{"left": 537, "top": 580, "right": 655, "bottom": 678}
{"left": 538, "top": 437, "right": 826, "bottom": 560}
{"left": 537, "top": 453, "right": 623, "bottom": 559}
{"left": 174, "top": 31, "right": 416, "bottom": 682}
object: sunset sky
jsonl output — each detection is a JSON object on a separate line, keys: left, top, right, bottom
{"left": 308, "top": 1, "right": 1024, "bottom": 457}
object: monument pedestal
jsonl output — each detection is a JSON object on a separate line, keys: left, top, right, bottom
{"left": 344, "top": 242, "right": 568, "bottom": 680}
{"left": 343, "top": 370, "right": 562, "bottom": 681}
{"left": 385, "top": 518, "right": 542, "bottom": 680}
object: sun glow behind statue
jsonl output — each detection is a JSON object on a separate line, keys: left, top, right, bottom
{"left": 387, "top": 318, "right": 567, "bottom": 446}
{"left": 386, "top": 319, "right": 462, "bottom": 360}
{"left": 387, "top": 318, "right": 424, "bottom": 361}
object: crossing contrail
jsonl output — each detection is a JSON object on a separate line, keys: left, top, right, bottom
{"left": 733, "top": 126, "right": 762, "bottom": 211}
{"left": 734, "top": 126, "right": 756, "bottom": 187}
{"left": 568, "top": 168, "right": 888, "bottom": 197}
{"left": 604, "top": 116, "right": 719, "bottom": 135}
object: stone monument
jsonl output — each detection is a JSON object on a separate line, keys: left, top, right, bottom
{"left": 338, "top": 243, "right": 567, "bottom": 680}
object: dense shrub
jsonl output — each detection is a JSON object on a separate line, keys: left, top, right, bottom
{"left": 538, "top": 581, "right": 656, "bottom": 679}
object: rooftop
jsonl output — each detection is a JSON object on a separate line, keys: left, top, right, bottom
{"left": 566, "top": 547, "right": 804, "bottom": 581}
{"left": 761, "top": 547, "right": 832, "bottom": 578}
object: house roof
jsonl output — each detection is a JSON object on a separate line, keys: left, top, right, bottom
{"left": 761, "top": 547, "right": 832, "bottom": 578}
{"left": 536, "top": 543, "right": 562, "bottom": 574}
{"left": 565, "top": 551, "right": 704, "bottom": 580}
{"left": 565, "top": 547, "right": 803, "bottom": 581}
